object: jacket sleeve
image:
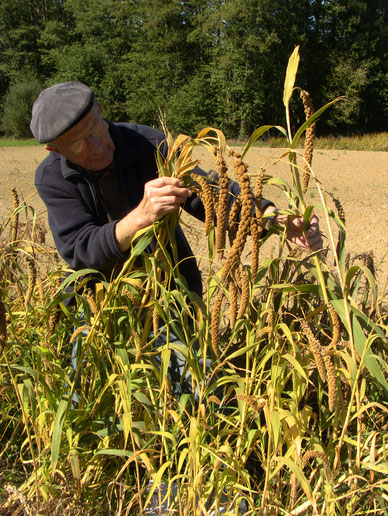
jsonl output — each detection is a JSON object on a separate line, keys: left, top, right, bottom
{"left": 36, "top": 170, "right": 127, "bottom": 275}
{"left": 183, "top": 165, "right": 275, "bottom": 225}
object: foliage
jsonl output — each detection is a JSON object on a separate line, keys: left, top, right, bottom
{"left": 0, "top": 49, "right": 387, "bottom": 515}
{"left": 1, "top": 78, "right": 42, "bottom": 139}
{"left": 0, "top": 0, "right": 387, "bottom": 137}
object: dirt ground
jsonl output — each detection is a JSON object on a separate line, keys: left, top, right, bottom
{"left": 1, "top": 144, "right": 387, "bottom": 292}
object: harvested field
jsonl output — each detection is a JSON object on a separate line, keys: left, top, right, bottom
{"left": 0, "top": 145, "right": 387, "bottom": 290}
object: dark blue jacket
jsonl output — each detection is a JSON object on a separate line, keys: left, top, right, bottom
{"left": 35, "top": 122, "right": 272, "bottom": 297}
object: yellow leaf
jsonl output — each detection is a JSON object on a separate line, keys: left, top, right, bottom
{"left": 283, "top": 46, "right": 300, "bottom": 107}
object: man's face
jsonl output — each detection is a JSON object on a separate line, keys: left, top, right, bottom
{"left": 46, "top": 103, "right": 115, "bottom": 171}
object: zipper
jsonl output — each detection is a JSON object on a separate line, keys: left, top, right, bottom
{"left": 86, "top": 179, "right": 104, "bottom": 223}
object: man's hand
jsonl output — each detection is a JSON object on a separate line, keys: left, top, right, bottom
{"left": 136, "top": 177, "right": 192, "bottom": 224}
{"left": 264, "top": 207, "right": 323, "bottom": 251}
{"left": 115, "top": 177, "right": 192, "bottom": 252}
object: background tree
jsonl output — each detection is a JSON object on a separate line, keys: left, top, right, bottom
{"left": 1, "top": 77, "right": 42, "bottom": 138}
{"left": 0, "top": 0, "right": 386, "bottom": 138}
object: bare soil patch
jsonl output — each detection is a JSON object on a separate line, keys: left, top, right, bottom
{"left": 1, "top": 145, "right": 387, "bottom": 292}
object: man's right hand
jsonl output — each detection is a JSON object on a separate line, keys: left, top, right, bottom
{"left": 115, "top": 177, "right": 192, "bottom": 252}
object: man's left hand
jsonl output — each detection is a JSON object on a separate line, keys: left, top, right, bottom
{"left": 265, "top": 208, "right": 323, "bottom": 251}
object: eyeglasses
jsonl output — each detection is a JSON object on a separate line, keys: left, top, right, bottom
{"left": 67, "top": 118, "right": 109, "bottom": 154}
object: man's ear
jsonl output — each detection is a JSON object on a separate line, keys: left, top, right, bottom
{"left": 45, "top": 144, "right": 59, "bottom": 153}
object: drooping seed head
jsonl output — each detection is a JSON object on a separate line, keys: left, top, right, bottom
{"left": 300, "top": 319, "right": 327, "bottom": 383}
{"left": 321, "top": 346, "right": 337, "bottom": 412}
{"left": 70, "top": 325, "right": 91, "bottom": 344}
{"left": 24, "top": 256, "right": 37, "bottom": 308}
{"left": 0, "top": 297, "right": 7, "bottom": 353}
{"left": 300, "top": 90, "right": 315, "bottom": 193}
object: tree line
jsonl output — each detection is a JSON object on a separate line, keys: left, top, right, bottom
{"left": 0, "top": 0, "right": 387, "bottom": 139}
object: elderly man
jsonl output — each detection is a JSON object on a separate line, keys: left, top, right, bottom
{"left": 30, "top": 82, "right": 322, "bottom": 293}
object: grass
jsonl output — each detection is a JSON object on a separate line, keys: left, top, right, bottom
{"left": 248, "top": 132, "right": 388, "bottom": 151}
{"left": 0, "top": 138, "right": 41, "bottom": 147}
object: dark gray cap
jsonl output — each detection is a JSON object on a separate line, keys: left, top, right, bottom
{"left": 30, "top": 82, "right": 94, "bottom": 143}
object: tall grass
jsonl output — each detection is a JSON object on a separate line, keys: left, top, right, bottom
{"left": 1, "top": 48, "right": 387, "bottom": 515}
{"left": 260, "top": 132, "right": 388, "bottom": 152}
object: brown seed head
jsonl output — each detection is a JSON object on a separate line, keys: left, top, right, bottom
{"left": 192, "top": 173, "right": 215, "bottom": 236}
{"left": 300, "top": 319, "right": 327, "bottom": 383}
{"left": 250, "top": 217, "right": 260, "bottom": 278}
{"left": 221, "top": 160, "right": 253, "bottom": 282}
{"left": 85, "top": 287, "right": 99, "bottom": 315}
{"left": 254, "top": 167, "right": 264, "bottom": 233}
{"left": 70, "top": 325, "right": 91, "bottom": 344}
{"left": 0, "top": 297, "right": 7, "bottom": 353}
{"left": 24, "top": 256, "right": 37, "bottom": 307}
{"left": 211, "top": 289, "right": 225, "bottom": 357}
{"left": 11, "top": 187, "right": 20, "bottom": 244}
{"left": 36, "top": 277, "right": 45, "bottom": 305}
{"left": 214, "top": 151, "right": 229, "bottom": 258}
{"left": 153, "top": 304, "right": 160, "bottom": 339}
{"left": 48, "top": 310, "right": 61, "bottom": 336}
{"left": 327, "top": 303, "right": 340, "bottom": 349}
{"left": 300, "top": 90, "right": 315, "bottom": 193}
{"left": 236, "top": 394, "right": 266, "bottom": 414}
{"left": 237, "top": 266, "right": 249, "bottom": 320}
{"left": 228, "top": 197, "right": 241, "bottom": 246}
{"left": 321, "top": 347, "right": 337, "bottom": 412}
{"left": 330, "top": 193, "right": 346, "bottom": 225}
{"left": 302, "top": 450, "right": 330, "bottom": 473}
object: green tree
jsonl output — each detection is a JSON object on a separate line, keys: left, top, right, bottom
{"left": 1, "top": 78, "right": 42, "bottom": 138}
{"left": 100, "top": 0, "right": 214, "bottom": 128}
{"left": 318, "top": 0, "right": 387, "bottom": 132}
{"left": 0, "top": 0, "right": 386, "bottom": 137}
{"left": 0, "top": 0, "right": 68, "bottom": 100}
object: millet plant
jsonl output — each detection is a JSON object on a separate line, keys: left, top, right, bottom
{"left": 1, "top": 47, "right": 387, "bottom": 515}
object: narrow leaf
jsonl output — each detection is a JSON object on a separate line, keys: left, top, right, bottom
{"left": 291, "top": 97, "right": 345, "bottom": 149}
{"left": 51, "top": 397, "right": 70, "bottom": 470}
{"left": 241, "top": 125, "right": 286, "bottom": 159}
{"left": 283, "top": 46, "right": 300, "bottom": 107}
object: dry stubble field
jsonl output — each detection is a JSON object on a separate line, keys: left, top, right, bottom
{"left": 0, "top": 144, "right": 387, "bottom": 293}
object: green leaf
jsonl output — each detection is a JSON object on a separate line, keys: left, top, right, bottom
{"left": 9, "top": 365, "right": 37, "bottom": 377}
{"left": 241, "top": 125, "right": 286, "bottom": 159}
{"left": 130, "top": 229, "right": 154, "bottom": 257}
{"left": 283, "top": 46, "right": 300, "bottom": 107}
{"left": 60, "top": 268, "right": 103, "bottom": 291}
{"left": 272, "top": 457, "right": 315, "bottom": 504}
{"left": 51, "top": 397, "right": 71, "bottom": 470}
{"left": 270, "top": 410, "right": 281, "bottom": 450}
{"left": 291, "top": 97, "right": 345, "bottom": 149}
{"left": 330, "top": 299, "right": 388, "bottom": 391}
{"left": 133, "top": 391, "right": 152, "bottom": 407}
{"left": 144, "top": 461, "right": 172, "bottom": 510}
{"left": 303, "top": 205, "right": 315, "bottom": 231}
{"left": 344, "top": 265, "right": 362, "bottom": 288}
{"left": 283, "top": 353, "right": 308, "bottom": 381}
{"left": 95, "top": 448, "right": 134, "bottom": 458}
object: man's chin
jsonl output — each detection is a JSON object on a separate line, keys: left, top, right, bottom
{"left": 87, "top": 151, "right": 114, "bottom": 171}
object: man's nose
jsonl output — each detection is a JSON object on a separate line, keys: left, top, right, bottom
{"left": 87, "top": 136, "right": 103, "bottom": 152}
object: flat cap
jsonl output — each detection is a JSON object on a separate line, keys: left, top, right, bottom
{"left": 30, "top": 82, "right": 94, "bottom": 143}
